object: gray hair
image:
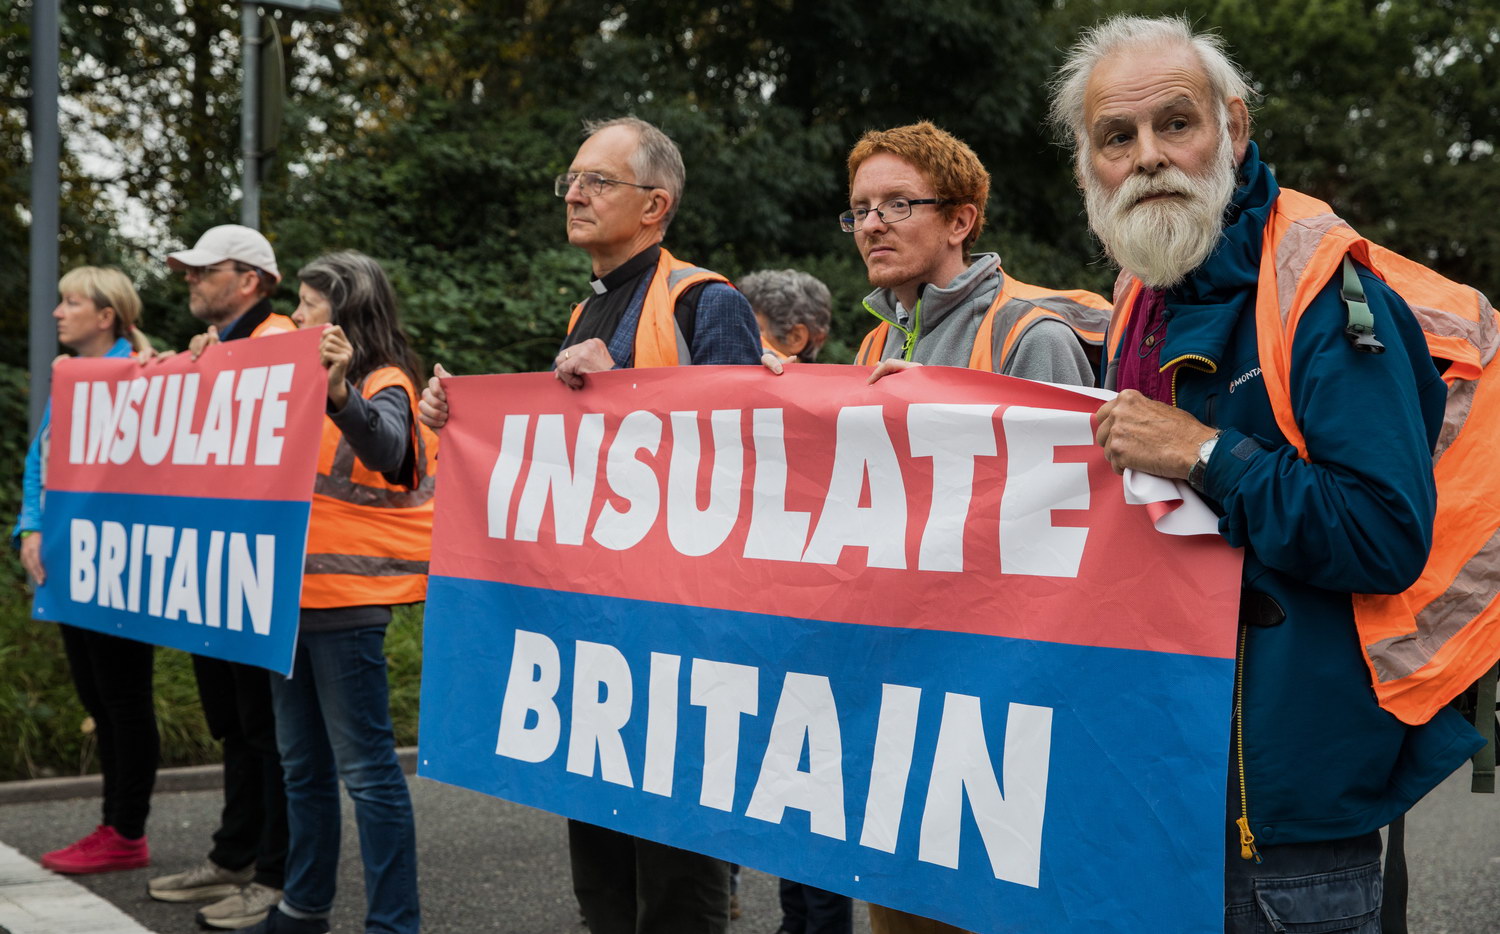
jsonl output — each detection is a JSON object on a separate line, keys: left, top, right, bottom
{"left": 297, "top": 249, "right": 423, "bottom": 388}
{"left": 739, "top": 269, "right": 832, "bottom": 362}
{"left": 1048, "top": 15, "right": 1254, "bottom": 156}
{"left": 582, "top": 116, "right": 686, "bottom": 233}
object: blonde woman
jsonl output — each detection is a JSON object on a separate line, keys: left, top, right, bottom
{"left": 14, "top": 267, "right": 158, "bottom": 874}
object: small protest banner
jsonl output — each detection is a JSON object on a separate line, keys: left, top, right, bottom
{"left": 418, "top": 364, "right": 1242, "bottom": 933}
{"left": 34, "top": 329, "right": 327, "bottom": 675}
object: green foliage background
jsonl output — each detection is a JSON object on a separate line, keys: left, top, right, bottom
{"left": 0, "top": 0, "right": 1495, "bottom": 778}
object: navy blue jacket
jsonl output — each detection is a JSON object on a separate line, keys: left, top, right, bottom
{"left": 1108, "top": 143, "right": 1483, "bottom": 845}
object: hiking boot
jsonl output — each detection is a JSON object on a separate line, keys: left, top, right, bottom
{"left": 196, "top": 882, "right": 283, "bottom": 930}
{"left": 242, "top": 906, "right": 330, "bottom": 934}
{"left": 41, "top": 825, "right": 149, "bottom": 874}
{"left": 149, "top": 858, "right": 255, "bottom": 902}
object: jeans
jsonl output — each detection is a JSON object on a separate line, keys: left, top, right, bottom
{"left": 194, "top": 654, "right": 287, "bottom": 887}
{"left": 270, "top": 625, "right": 418, "bottom": 934}
{"left": 1224, "top": 829, "right": 1383, "bottom": 933}
{"left": 60, "top": 625, "right": 158, "bottom": 839}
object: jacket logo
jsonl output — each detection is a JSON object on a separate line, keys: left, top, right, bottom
{"left": 1229, "top": 366, "right": 1262, "bottom": 394}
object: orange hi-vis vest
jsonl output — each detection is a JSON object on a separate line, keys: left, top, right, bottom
{"left": 251, "top": 313, "right": 296, "bottom": 338}
{"left": 566, "top": 247, "right": 731, "bottom": 368}
{"left": 854, "top": 267, "right": 1112, "bottom": 372}
{"left": 1111, "top": 187, "right": 1500, "bottom": 726}
{"left": 302, "top": 366, "right": 439, "bottom": 609}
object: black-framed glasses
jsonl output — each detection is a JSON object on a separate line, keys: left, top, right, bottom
{"left": 554, "top": 171, "right": 658, "bottom": 198}
{"left": 839, "top": 198, "right": 953, "bottom": 232}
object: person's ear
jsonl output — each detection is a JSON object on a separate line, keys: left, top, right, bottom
{"left": 642, "top": 188, "right": 673, "bottom": 227}
{"left": 238, "top": 269, "right": 261, "bottom": 300}
{"left": 1227, "top": 98, "right": 1251, "bottom": 163}
{"left": 948, "top": 203, "right": 980, "bottom": 248}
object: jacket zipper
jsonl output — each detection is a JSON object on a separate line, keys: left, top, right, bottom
{"left": 1165, "top": 350, "right": 1254, "bottom": 856}
{"left": 862, "top": 297, "right": 923, "bottom": 362}
{"left": 1163, "top": 353, "right": 1218, "bottom": 405}
{"left": 1233, "top": 620, "right": 1261, "bottom": 862}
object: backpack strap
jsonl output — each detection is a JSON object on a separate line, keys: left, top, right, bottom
{"left": 1340, "top": 255, "right": 1386, "bottom": 354}
{"left": 1379, "top": 814, "right": 1409, "bottom": 934}
{"left": 1472, "top": 661, "right": 1497, "bottom": 794}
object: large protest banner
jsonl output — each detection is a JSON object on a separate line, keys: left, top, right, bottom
{"left": 418, "top": 365, "right": 1243, "bottom": 933}
{"left": 34, "top": 329, "right": 327, "bottom": 675}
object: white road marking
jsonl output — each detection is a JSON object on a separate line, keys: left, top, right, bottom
{"left": 0, "top": 842, "right": 156, "bottom": 934}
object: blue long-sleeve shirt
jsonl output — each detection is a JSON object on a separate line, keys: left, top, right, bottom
{"left": 13, "top": 337, "right": 134, "bottom": 544}
{"left": 595, "top": 279, "right": 762, "bottom": 368}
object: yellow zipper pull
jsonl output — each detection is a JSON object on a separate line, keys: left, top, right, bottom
{"left": 1235, "top": 816, "right": 1262, "bottom": 863}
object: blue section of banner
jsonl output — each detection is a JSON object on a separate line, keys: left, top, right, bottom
{"left": 34, "top": 490, "right": 309, "bottom": 675}
{"left": 419, "top": 576, "right": 1232, "bottom": 934}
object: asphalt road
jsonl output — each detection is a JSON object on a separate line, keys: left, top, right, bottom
{"left": 0, "top": 773, "right": 869, "bottom": 934}
{"left": 0, "top": 768, "right": 1492, "bottom": 933}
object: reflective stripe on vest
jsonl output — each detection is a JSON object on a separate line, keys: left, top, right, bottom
{"left": 1107, "top": 188, "right": 1500, "bottom": 725}
{"left": 302, "top": 366, "right": 439, "bottom": 609}
{"left": 1253, "top": 187, "right": 1500, "bottom": 725}
{"left": 566, "top": 247, "right": 731, "bottom": 368}
{"left": 855, "top": 268, "right": 1110, "bottom": 373}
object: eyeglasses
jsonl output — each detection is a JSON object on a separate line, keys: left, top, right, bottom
{"left": 184, "top": 263, "right": 241, "bottom": 280}
{"left": 839, "top": 198, "right": 954, "bottom": 233}
{"left": 554, "top": 171, "right": 658, "bottom": 198}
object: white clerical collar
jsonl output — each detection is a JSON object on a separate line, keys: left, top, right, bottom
{"left": 590, "top": 278, "right": 608, "bottom": 295}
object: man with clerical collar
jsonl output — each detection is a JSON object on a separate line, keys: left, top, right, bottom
{"left": 551, "top": 116, "right": 761, "bottom": 388}
{"left": 420, "top": 115, "right": 758, "bottom": 934}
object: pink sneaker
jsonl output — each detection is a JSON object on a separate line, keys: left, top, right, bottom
{"left": 40, "top": 825, "right": 110, "bottom": 867}
{"left": 42, "top": 825, "right": 149, "bottom": 874}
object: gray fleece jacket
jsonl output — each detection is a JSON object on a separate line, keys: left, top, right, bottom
{"left": 863, "top": 252, "right": 1095, "bottom": 386}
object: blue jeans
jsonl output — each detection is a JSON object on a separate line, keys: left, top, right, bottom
{"left": 270, "top": 625, "right": 418, "bottom": 934}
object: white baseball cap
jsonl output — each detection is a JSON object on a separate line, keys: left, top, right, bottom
{"left": 166, "top": 225, "right": 281, "bottom": 283}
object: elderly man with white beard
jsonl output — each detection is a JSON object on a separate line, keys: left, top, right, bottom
{"left": 1049, "top": 14, "right": 1482, "bottom": 934}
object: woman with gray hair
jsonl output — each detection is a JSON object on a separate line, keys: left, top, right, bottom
{"left": 741, "top": 272, "right": 852, "bottom": 934}
{"left": 243, "top": 250, "right": 436, "bottom": 934}
{"left": 742, "top": 269, "right": 832, "bottom": 363}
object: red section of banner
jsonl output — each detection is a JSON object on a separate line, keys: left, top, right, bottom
{"left": 46, "top": 328, "right": 328, "bottom": 501}
{"left": 430, "top": 365, "right": 1241, "bottom": 660}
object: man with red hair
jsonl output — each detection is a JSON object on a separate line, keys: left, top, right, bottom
{"left": 846, "top": 121, "right": 1108, "bottom": 389}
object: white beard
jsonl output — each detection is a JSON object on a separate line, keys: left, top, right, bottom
{"left": 1084, "top": 129, "right": 1237, "bottom": 288}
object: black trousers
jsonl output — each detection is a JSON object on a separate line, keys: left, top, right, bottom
{"left": 568, "top": 820, "right": 730, "bottom": 934}
{"left": 779, "top": 879, "right": 853, "bottom": 934}
{"left": 59, "top": 625, "right": 159, "bottom": 840}
{"left": 193, "top": 655, "right": 288, "bottom": 888}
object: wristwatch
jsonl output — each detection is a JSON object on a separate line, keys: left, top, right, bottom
{"left": 1187, "top": 431, "right": 1222, "bottom": 494}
